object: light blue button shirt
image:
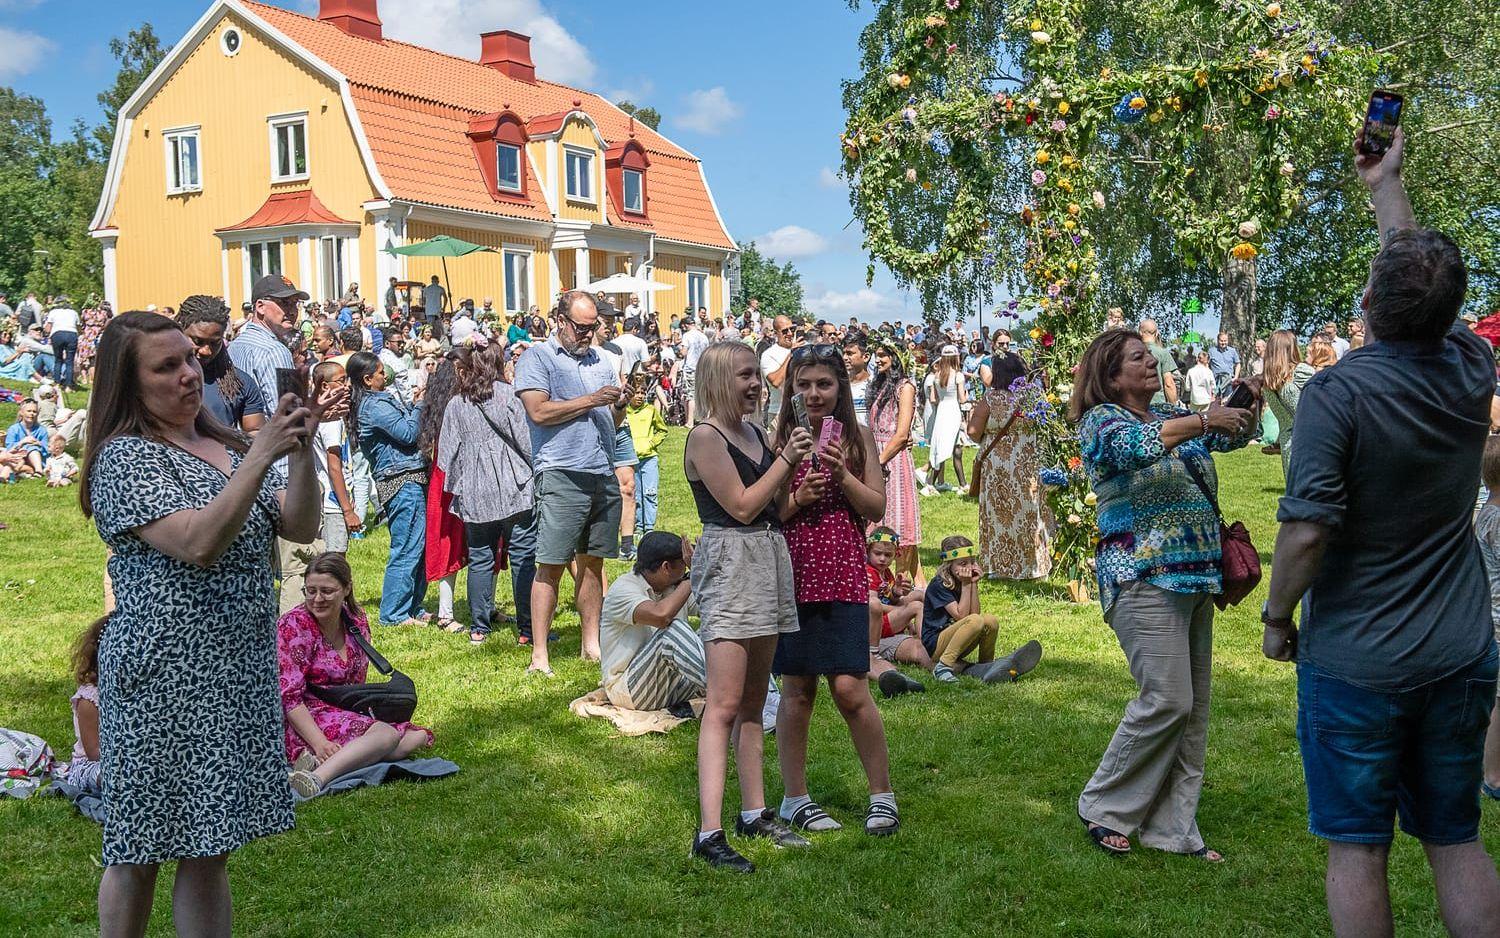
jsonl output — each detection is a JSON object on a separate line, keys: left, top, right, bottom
{"left": 514, "top": 337, "right": 617, "bottom": 476}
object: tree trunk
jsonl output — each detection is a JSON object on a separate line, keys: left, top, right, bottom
{"left": 1221, "top": 254, "right": 1257, "bottom": 360}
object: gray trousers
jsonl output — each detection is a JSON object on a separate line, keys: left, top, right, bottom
{"left": 1078, "top": 582, "right": 1213, "bottom": 853}
{"left": 618, "top": 619, "right": 708, "bottom": 711}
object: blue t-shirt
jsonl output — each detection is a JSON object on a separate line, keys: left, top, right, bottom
{"left": 920, "top": 577, "right": 959, "bottom": 653}
{"left": 513, "top": 337, "right": 618, "bottom": 476}
{"left": 1278, "top": 324, "right": 1495, "bottom": 692}
{"left": 5, "top": 421, "right": 48, "bottom": 463}
{"left": 1206, "top": 345, "right": 1240, "bottom": 379}
{"left": 201, "top": 362, "right": 267, "bottom": 430}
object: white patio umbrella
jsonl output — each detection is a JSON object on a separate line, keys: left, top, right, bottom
{"left": 582, "top": 272, "right": 672, "bottom": 294}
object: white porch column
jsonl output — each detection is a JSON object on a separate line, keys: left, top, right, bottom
{"left": 573, "top": 247, "right": 589, "bottom": 289}
{"left": 92, "top": 230, "right": 120, "bottom": 310}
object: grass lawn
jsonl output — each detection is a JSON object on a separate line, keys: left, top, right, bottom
{"left": 1, "top": 384, "right": 1495, "bottom": 936}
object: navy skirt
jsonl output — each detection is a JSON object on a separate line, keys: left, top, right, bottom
{"left": 773, "top": 601, "right": 869, "bottom": 676}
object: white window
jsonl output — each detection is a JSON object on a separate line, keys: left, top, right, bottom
{"left": 623, "top": 168, "right": 643, "bottom": 212}
{"left": 164, "top": 127, "right": 201, "bottom": 194}
{"left": 246, "top": 240, "right": 282, "bottom": 283}
{"left": 496, "top": 143, "right": 522, "bottom": 193}
{"left": 564, "top": 147, "right": 593, "bottom": 202}
{"left": 268, "top": 113, "right": 309, "bottom": 182}
{"left": 320, "top": 237, "right": 346, "bottom": 304}
{"left": 687, "top": 268, "right": 709, "bottom": 313}
{"left": 503, "top": 248, "right": 531, "bottom": 314}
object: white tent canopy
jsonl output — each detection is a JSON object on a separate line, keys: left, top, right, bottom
{"left": 582, "top": 273, "right": 672, "bottom": 294}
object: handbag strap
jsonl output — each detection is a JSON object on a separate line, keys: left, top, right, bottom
{"left": 1179, "top": 452, "right": 1225, "bottom": 523}
{"left": 475, "top": 399, "right": 532, "bottom": 469}
{"left": 340, "top": 610, "right": 394, "bottom": 676}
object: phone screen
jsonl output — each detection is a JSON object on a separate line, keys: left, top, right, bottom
{"left": 275, "top": 367, "right": 307, "bottom": 407}
{"left": 790, "top": 393, "right": 812, "bottom": 431}
{"left": 1360, "top": 90, "right": 1402, "bottom": 155}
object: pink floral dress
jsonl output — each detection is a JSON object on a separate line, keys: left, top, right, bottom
{"left": 276, "top": 606, "right": 432, "bottom": 762}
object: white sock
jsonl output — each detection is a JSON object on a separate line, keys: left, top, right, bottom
{"left": 696, "top": 828, "right": 722, "bottom": 845}
{"left": 870, "top": 791, "right": 897, "bottom": 810}
{"left": 740, "top": 808, "right": 764, "bottom": 825}
{"left": 779, "top": 793, "right": 811, "bottom": 820}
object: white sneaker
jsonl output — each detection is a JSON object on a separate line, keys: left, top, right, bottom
{"left": 762, "top": 689, "right": 780, "bottom": 735}
{"left": 914, "top": 469, "right": 929, "bottom": 487}
{"left": 288, "top": 769, "right": 323, "bottom": 799}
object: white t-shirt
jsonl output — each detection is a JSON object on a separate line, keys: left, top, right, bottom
{"left": 379, "top": 348, "right": 412, "bottom": 403}
{"left": 849, "top": 377, "right": 870, "bottom": 426}
{"left": 682, "top": 328, "right": 710, "bottom": 371}
{"left": 760, "top": 344, "right": 793, "bottom": 415}
{"left": 1187, "top": 363, "right": 1216, "bottom": 406}
{"left": 595, "top": 343, "right": 624, "bottom": 383}
{"left": 614, "top": 332, "right": 650, "bottom": 376}
{"left": 599, "top": 572, "right": 697, "bottom": 709}
{"left": 313, "top": 420, "right": 350, "bottom": 512}
{"left": 45, "top": 307, "right": 80, "bottom": 334}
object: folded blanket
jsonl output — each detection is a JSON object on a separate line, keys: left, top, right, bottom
{"left": 293, "top": 758, "right": 460, "bottom": 803}
{"left": 568, "top": 687, "right": 704, "bottom": 736}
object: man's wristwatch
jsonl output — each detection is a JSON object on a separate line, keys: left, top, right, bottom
{"left": 1261, "top": 601, "right": 1294, "bottom": 629}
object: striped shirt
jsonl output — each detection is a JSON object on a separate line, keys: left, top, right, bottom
{"left": 228, "top": 320, "right": 293, "bottom": 406}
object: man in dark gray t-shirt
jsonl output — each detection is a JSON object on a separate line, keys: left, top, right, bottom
{"left": 1262, "top": 128, "right": 1500, "bottom": 936}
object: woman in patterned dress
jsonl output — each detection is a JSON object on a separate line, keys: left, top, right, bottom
{"left": 966, "top": 350, "right": 1053, "bottom": 580}
{"left": 280, "top": 553, "right": 432, "bottom": 796}
{"left": 81, "top": 312, "right": 326, "bottom": 935}
{"left": 867, "top": 341, "right": 924, "bottom": 583}
{"left": 76, "top": 302, "right": 110, "bottom": 384}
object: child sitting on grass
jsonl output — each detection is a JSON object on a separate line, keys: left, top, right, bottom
{"left": 865, "top": 527, "right": 929, "bottom": 697}
{"left": 45, "top": 433, "right": 78, "bottom": 487}
{"left": 61, "top": 616, "right": 105, "bottom": 794}
{"left": 921, "top": 535, "right": 1044, "bottom": 684}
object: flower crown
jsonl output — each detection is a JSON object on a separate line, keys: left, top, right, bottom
{"left": 867, "top": 531, "right": 900, "bottom": 546}
{"left": 939, "top": 544, "right": 976, "bottom": 562}
{"left": 461, "top": 333, "right": 489, "bottom": 350}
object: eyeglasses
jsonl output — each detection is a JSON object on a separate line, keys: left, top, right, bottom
{"left": 302, "top": 586, "right": 344, "bottom": 599}
{"left": 791, "top": 344, "right": 844, "bottom": 365}
{"left": 778, "top": 326, "right": 797, "bottom": 335}
{"left": 561, "top": 316, "right": 599, "bottom": 336}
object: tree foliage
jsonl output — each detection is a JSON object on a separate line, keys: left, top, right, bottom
{"left": 730, "top": 240, "right": 804, "bottom": 319}
{"left": 615, "top": 100, "right": 663, "bottom": 131}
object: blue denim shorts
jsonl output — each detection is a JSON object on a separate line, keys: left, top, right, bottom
{"left": 1296, "top": 644, "right": 1497, "bottom": 845}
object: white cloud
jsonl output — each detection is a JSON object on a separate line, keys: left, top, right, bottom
{"left": 604, "top": 79, "right": 654, "bottom": 105}
{"left": 675, "top": 86, "right": 742, "bottom": 135}
{"left": 804, "top": 288, "right": 909, "bottom": 320}
{"left": 380, "top": 0, "right": 596, "bottom": 87}
{"left": 0, "top": 26, "right": 54, "bottom": 81}
{"left": 817, "top": 166, "right": 845, "bottom": 189}
{"left": 754, "top": 225, "right": 829, "bottom": 260}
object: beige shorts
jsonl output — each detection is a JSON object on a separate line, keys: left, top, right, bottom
{"left": 876, "top": 633, "right": 917, "bottom": 662}
{"left": 691, "top": 525, "right": 799, "bottom": 642}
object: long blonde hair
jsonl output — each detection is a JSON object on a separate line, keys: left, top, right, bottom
{"left": 1262, "top": 329, "right": 1302, "bottom": 391}
{"left": 935, "top": 351, "right": 960, "bottom": 388}
{"left": 695, "top": 342, "right": 757, "bottom": 424}
{"left": 1306, "top": 336, "right": 1337, "bottom": 370}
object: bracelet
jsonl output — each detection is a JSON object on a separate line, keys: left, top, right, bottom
{"left": 1197, "top": 412, "right": 1210, "bottom": 436}
{"left": 779, "top": 452, "right": 795, "bottom": 467}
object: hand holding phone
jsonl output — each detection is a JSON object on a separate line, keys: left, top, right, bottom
{"left": 1221, "top": 381, "right": 1256, "bottom": 411}
{"left": 818, "top": 416, "right": 844, "bottom": 451}
{"left": 790, "top": 393, "right": 812, "bottom": 432}
{"left": 1357, "top": 90, "right": 1403, "bottom": 156}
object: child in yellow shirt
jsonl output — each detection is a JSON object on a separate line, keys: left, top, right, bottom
{"left": 625, "top": 385, "right": 669, "bottom": 538}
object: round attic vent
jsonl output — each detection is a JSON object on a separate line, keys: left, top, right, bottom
{"left": 221, "top": 27, "right": 242, "bottom": 57}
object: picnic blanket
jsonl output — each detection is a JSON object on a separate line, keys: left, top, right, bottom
{"left": 50, "top": 758, "right": 461, "bottom": 820}
{"left": 568, "top": 687, "right": 704, "bottom": 736}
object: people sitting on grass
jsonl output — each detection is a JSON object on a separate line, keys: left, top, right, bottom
{"left": 599, "top": 532, "right": 707, "bottom": 711}
{"left": 59, "top": 615, "right": 105, "bottom": 795}
{"left": 4, "top": 398, "right": 49, "bottom": 480}
{"left": 0, "top": 325, "right": 40, "bottom": 381}
{"left": 33, "top": 381, "right": 87, "bottom": 446}
{"left": 921, "top": 535, "right": 1044, "bottom": 684}
{"left": 46, "top": 433, "right": 78, "bottom": 487}
{"left": 279, "top": 553, "right": 433, "bottom": 798}
{"left": 865, "top": 527, "right": 929, "bottom": 698}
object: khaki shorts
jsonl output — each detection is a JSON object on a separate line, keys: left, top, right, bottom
{"left": 534, "top": 468, "right": 622, "bottom": 565}
{"left": 876, "top": 633, "right": 916, "bottom": 663}
{"left": 691, "top": 525, "right": 799, "bottom": 641}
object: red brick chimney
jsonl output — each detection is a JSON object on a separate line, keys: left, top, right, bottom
{"left": 319, "top": 0, "right": 383, "bottom": 42}
{"left": 480, "top": 30, "right": 537, "bottom": 83}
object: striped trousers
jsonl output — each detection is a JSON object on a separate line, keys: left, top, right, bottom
{"left": 620, "top": 619, "right": 708, "bottom": 710}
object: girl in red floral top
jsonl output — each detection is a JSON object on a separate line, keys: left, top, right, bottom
{"left": 770, "top": 344, "right": 900, "bottom": 836}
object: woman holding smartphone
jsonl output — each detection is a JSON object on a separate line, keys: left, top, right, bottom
{"left": 772, "top": 345, "right": 898, "bottom": 837}
{"left": 684, "top": 341, "right": 814, "bottom": 873}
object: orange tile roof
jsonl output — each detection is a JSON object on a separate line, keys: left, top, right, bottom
{"left": 216, "top": 187, "right": 355, "bottom": 231}
{"left": 243, "top": 2, "right": 734, "bottom": 250}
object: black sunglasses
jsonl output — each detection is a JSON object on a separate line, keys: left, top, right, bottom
{"left": 560, "top": 315, "right": 598, "bottom": 336}
{"left": 791, "top": 344, "right": 846, "bottom": 367}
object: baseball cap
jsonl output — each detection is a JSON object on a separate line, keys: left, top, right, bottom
{"left": 251, "top": 274, "right": 309, "bottom": 305}
{"left": 635, "top": 531, "right": 684, "bottom": 571}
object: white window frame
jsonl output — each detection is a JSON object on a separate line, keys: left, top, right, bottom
{"left": 687, "top": 267, "right": 710, "bottom": 314}
{"left": 563, "top": 145, "right": 594, "bottom": 203}
{"left": 319, "top": 236, "right": 348, "bottom": 305}
{"left": 163, "top": 125, "right": 202, "bottom": 195}
{"left": 622, "top": 168, "right": 644, "bottom": 212}
{"left": 503, "top": 245, "right": 533, "bottom": 315}
{"left": 243, "top": 240, "right": 283, "bottom": 297}
{"left": 496, "top": 142, "right": 523, "bottom": 193}
{"left": 268, "top": 112, "right": 310, "bottom": 183}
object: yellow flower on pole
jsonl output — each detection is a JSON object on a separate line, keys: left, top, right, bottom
{"left": 1057, "top": 100, "right": 1070, "bottom": 115}
{"left": 1063, "top": 219, "right": 1076, "bottom": 230}
{"left": 1029, "top": 327, "right": 1041, "bottom": 340}
{"left": 1030, "top": 18, "right": 1043, "bottom": 30}
{"left": 1230, "top": 242, "right": 1259, "bottom": 261}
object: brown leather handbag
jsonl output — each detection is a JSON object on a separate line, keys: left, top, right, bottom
{"left": 1182, "top": 457, "right": 1261, "bottom": 610}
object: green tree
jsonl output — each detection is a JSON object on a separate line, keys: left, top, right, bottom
{"left": 0, "top": 88, "right": 56, "bottom": 295}
{"left": 95, "top": 24, "right": 165, "bottom": 153}
{"left": 615, "top": 100, "right": 662, "bottom": 131}
{"left": 730, "top": 240, "right": 803, "bottom": 319}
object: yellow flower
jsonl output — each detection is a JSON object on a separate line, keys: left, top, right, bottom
{"left": 1029, "top": 327, "right": 1041, "bottom": 340}
{"left": 1230, "top": 242, "right": 1259, "bottom": 261}
{"left": 1067, "top": 202, "right": 1080, "bottom": 215}
{"left": 1168, "top": 95, "right": 1183, "bottom": 111}
{"left": 1035, "top": 150, "right": 1051, "bottom": 165}
{"left": 1047, "top": 392, "right": 1060, "bottom": 404}
{"left": 1084, "top": 491, "right": 1098, "bottom": 507}
{"left": 1063, "top": 219, "right": 1076, "bottom": 230}
{"left": 1129, "top": 95, "right": 1146, "bottom": 110}
{"left": 921, "top": 180, "right": 933, "bottom": 191}
{"left": 1149, "top": 110, "right": 1163, "bottom": 123}
{"left": 1030, "top": 18, "right": 1043, "bottom": 30}
{"left": 1057, "top": 100, "right": 1070, "bottom": 115}
{"left": 1265, "top": 2, "right": 1281, "bottom": 16}
{"left": 925, "top": 13, "right": 948, "bottom": 27}
{"left": 1058, "top": 178, "right": 1074, "bottom": 192}
{"left": 1194, "top": 70, "right": 1208, "bottom": 88}
{"left": 1100, "top": 66, "right": 1112, "bottom": 79}
{"left": 1301, "top": 54, "right": 1314, "bottom": 70}
{"left": 1066, "top": 260, "right": 1078, "bottom": 272}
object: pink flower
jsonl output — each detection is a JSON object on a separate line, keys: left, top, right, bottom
{"left": 946, "top": 42, "right": 958, "bottom": 55}
{"left": 1031, "top": 169, "right": 1047, "bottom": 186}
{"left": 1047, "top": 282, "right": 1061, "bottom": 297}
{"left": 946, "top": 0, "right": 960, "bottom": 8}
{"left": 1051, "top": 119, "right": 1067, "bottom": 132}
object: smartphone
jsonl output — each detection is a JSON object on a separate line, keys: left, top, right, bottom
{"left": 819, "top": 416, "right": 844, "bottom": 451}
{"left": 790, "top": 393, "right": 812, "bottom": 431}
{"left": 1222, "top": 382, "right": 1256, "bottom": 410}
{"left": 1358, "top": 90, "right": 1403, "bottom": 156}
{"left": 275, "top": 367, "right": 307, "bottom": 407}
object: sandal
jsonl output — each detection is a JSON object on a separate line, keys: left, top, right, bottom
{"left": 440, "top": 618, "right": 465, "bottom": 634}
{"left": 865, "top": 801, "right": 900, "bottom": 836}
{"left": 1190, "top": 846, "right": 1225, "bottom": 863}
{"left": 288, "top": 769, "right": 323, "bottom": 799}
{"left": 469, "top": 630, "right": 489, "bottom": 644}
{"left": 524, "top": 665, "right": 555, "bottom": 678}
{"left": 1482, "top": 781, "right": 1500, "bottom": 801}
{"left": 781, "top": 799, "right": 842, "bottom": 832}
{"left": 1080, "top": 814, "right": 1131, "bottom": 855}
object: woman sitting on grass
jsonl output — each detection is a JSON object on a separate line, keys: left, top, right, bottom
{"left": 4, "top": 398, "right": 49, "bottom": 480}
{"left": 279, "top": 552, "right": 432, "bottom": 798}
{"left": 59, "top": 615, "right": 106, "bottom": 795}
{"left": 865, "top": 528, "right": 929, "bottom": 698}
{"left": 920, "top": 535, "right": 1043, "bottom": 684}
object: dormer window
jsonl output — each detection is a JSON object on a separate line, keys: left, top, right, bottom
{"left": 605, "top": 138, "right": 650, "bottom": 219}
{"left": 497, "top": 143, "right": 522, "bottom": 192}
{"left": 565, "top": 146, "right": 594, "bottom": 202}
{"left": 623, "top": 168, "right": 643, "bottom": 213}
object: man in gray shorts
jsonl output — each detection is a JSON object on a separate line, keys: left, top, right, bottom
{"left": 515, "top": 290, "right": 627, "bottom": 674}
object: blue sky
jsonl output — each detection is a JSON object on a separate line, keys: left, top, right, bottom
{"left": 0, "top": 0, "right": 955, "bottom": 324}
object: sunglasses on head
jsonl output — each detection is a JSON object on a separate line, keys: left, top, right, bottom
{"left": 791, "top": 344, "right": 845, "bottom": 366}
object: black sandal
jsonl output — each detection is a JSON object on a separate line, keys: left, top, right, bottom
{"left": 783, "top": 800, "right": 841, "bottom": 832}
{"left": 1190, "top": 846, "right": 1225, "bottom": 863}
{"left": 865, "top": 800, "right": 900, "bottom": 836}
{"left": 1079, "top": 814, "right": 1130, "bottom": 855}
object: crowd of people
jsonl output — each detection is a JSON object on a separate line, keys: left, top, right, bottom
{"left": 14, "top": 128, "right": 1498, "bottom": 935}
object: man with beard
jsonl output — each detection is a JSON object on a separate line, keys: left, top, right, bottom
{"left": 178, "top": 295, "right": 266, "bottom": 433}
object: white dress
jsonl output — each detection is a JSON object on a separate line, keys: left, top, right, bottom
{"left": 925, "top": 372, "right": 962, "bottom": 468}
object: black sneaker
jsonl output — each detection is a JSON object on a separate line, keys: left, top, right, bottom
{"left": 691, "top": 829, "right": 754, "bottom": 872}
{"left": 735, "top": 809, "right": 811, "bottom": 848}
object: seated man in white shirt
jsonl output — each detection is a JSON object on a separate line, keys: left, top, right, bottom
{"left": 599, "top": 532, "right": 706, "bottom": 711}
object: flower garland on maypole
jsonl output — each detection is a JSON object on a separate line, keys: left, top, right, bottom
{"left": 841, "top": 0, "right": 1375, "bottom": 596}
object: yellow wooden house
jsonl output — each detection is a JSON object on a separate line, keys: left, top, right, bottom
{"left": 90, "top": 0, "right": 738, "bottom": 323}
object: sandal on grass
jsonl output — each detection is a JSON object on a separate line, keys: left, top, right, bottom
{"left": 1482, "top": 781, "right": 1500, "bottom": 801}
{"left": 1080, "top": 814, "right": 1131, "bottom": 856}
{"left": 781, "top": 800, "right": 842, "bottom": 832}
{"left": 440, "top": 618, "right": 465, "bottom": 634}
{"left": 1190, "top": 846, "right": 1225, "bottom": 863}
{"left": 865, "top": 801, "right": 900, "bottom": 836}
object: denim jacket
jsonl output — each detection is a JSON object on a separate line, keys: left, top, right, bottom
{"left": 356, "top": 390, "right": 426, "bottom": 479}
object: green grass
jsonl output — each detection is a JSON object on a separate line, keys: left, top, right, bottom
{"left": 1, "top": 384, "right": 1495, "bottom": 936}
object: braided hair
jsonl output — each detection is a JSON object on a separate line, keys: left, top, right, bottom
{"left": 177, "top": 295, "right": 242, "bottom": 401}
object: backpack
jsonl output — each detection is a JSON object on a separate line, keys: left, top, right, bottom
{"left": 0, "top": 728, "right": 59, "bottom": 799}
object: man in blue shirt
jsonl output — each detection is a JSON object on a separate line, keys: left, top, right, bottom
{"left": 1263, "top": 128, "right": 1500, "bottom": 935}
{"left": 515, "top": 290, "right": 626, "bottom": 675}
{"left": 1205, "top": 333, "right": 1240, "bottom": 395}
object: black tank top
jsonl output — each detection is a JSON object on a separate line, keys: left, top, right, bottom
{"left": 688, "top": 423, "right": 780, "bottom": 529}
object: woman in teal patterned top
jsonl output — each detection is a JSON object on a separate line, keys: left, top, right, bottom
{"left": 1068, "top": 330, "right": 1256, "bottom": 862}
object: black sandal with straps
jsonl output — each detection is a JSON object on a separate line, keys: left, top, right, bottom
{"left": 783, "top": 800, "right": 839, "bottom": 832}
{"left": 865, "top": 800, "right": 900, "bottom": 836}
{"left": 1080, "top": 813, "right": 1131, "bottom": 855}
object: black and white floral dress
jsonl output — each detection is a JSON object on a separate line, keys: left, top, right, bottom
{"left": 90, "top": 436, "right": 293, "bottom": 865}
